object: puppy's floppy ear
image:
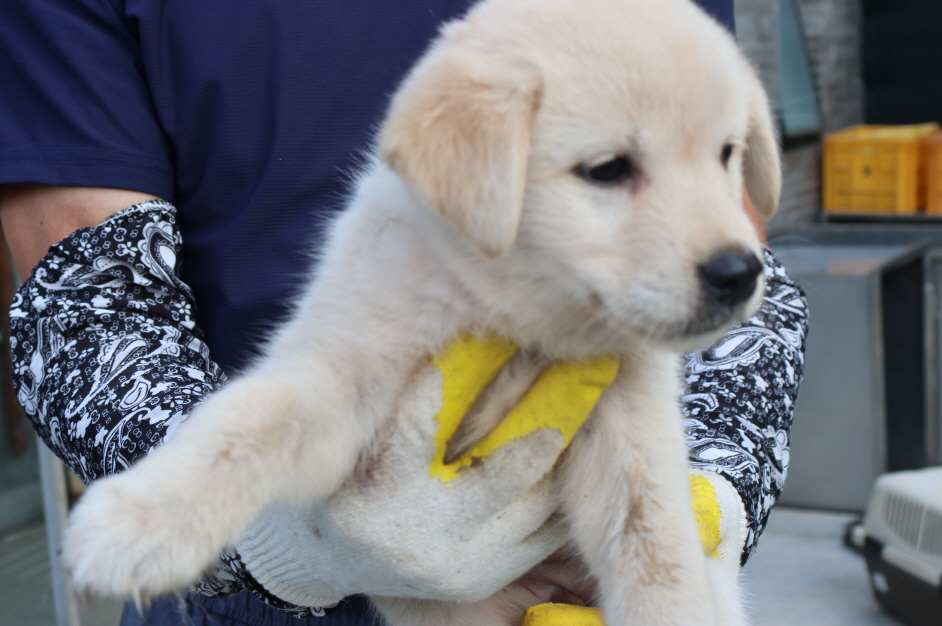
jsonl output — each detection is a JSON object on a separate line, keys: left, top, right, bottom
{"left": 743, "top": 76, "right": 782, "bottom": 218}
{"left": 380, "top": 34, "right": 543, "bottom": 258}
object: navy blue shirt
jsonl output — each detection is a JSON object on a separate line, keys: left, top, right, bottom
{"left": 0, "top": 0, "right": 734, "bottom": 373}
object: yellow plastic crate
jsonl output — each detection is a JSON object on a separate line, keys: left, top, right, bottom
{"left": 823, "top": 123, "right": 939, "bottom": 214}
{"left": 926, "top": 132, "right": 942, "bottom": 215}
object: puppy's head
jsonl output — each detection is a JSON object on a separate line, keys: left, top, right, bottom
{"left": 381, "top": 0, "right": 781, "bottom": 352}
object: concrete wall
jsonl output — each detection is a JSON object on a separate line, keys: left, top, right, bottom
{"left": 798, "top": 0, "right": 865, "bottom": 134}
{"left": 734, "top": 0, "right": 865, "bottom": 232}
{"left": 734, "top": 0, "right": 781, "bottom": 105}
{"left": 776, "top": 144, "right": 823, "bottom": 230}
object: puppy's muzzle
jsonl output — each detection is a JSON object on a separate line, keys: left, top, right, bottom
{"left": 698, "top": 250, "right": 763, "bottom": 308}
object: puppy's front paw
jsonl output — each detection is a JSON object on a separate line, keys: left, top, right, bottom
{"left": 64, "top": 473, "right": 222, "bottom": 600}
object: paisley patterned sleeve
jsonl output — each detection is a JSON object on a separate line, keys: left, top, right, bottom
{"left": 682, "top": 247, "right": 809, "bottom": 564}
{"left": 7, "top": 200, "right": 338, "bottom": 616}
{"left": 9, "top": 200, "right": 225, "bottom": 483}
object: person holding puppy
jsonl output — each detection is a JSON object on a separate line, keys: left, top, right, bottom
{"left": 0, "top": 1, "right": 806, "bottom": 625}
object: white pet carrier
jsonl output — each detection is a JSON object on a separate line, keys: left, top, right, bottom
{"left": 860, "top": 467, "right": 942, "bottom": 626}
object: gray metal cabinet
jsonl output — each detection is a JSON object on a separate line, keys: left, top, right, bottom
{"left": 773, "top": 240, "right": 930, "bottom": 511}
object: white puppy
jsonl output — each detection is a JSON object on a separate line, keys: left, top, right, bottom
{"left": 64, "top": 0, "right": 781, "bottom": 624}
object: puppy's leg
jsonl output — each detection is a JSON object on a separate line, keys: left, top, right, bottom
{"left": 557, "top": 349, "right": 739, "bottom": 626}
{"left": 707, "top": 557, "right": 747, "bottom": 625}
{"left": 64, "top": 358, "right": 375, "bottom": 600}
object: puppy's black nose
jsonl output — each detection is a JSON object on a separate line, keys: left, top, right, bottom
{"left": 699, "top": 251, "right": 763, "bottom": 306}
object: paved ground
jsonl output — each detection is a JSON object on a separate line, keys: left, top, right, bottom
{"left": 0, "top": 524, "right": 57, "bottom": 626}
{"left": 0, "top": 523, "right": 123, "bottom": 626}
{"left": 743, "top": 507, "right": 903, "bottom": 625}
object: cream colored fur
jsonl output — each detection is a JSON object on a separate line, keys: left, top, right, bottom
{"left": 63, "top": 0, "right": 780, "bottom": 625}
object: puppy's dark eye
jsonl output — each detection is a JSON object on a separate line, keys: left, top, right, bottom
{"left": 721, "top": 144, "right": 734, "bottom": 168}
{"left": 579, "top": 156, "right": 634, "bottom": 185}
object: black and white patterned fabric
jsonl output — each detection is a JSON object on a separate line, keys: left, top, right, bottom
{"left": 8, "top": 201, "right": 334, "bottom": 617}
{"left": 9, "top": 200, "right": 806, "bottom": 612}
{"left": 683, "top": 248, "right": 808, "bottom": 564}
{"left": 10, "top": 201, "right": 226, "bottom": 482}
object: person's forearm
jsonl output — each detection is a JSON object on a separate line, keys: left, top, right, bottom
{"left": 7, "top": 197, "right": 338, "bottom": 615}
{"left": 0, "top": 183, "right": 158, "bottom": 281}
{"left": 9, "top": 199, "right": 223, "bottom": 481}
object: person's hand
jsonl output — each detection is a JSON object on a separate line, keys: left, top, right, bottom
{"left": 517, "top": 471, "right": 747, "bottom": 626}
{"left": 237, "top": 334, "right": 620, "bottom": 608}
